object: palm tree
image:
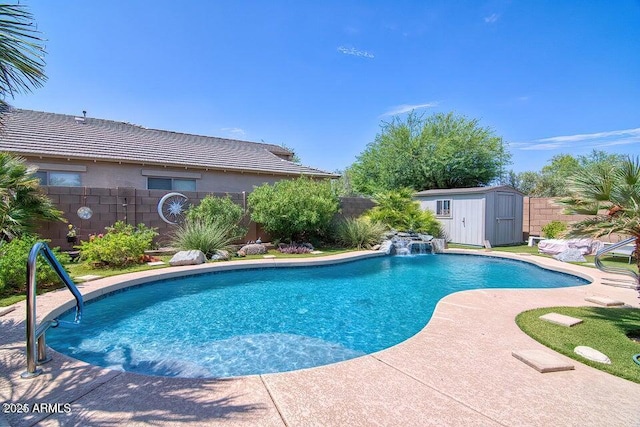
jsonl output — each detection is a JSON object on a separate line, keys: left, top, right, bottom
{"left": 0, "top": 4, "right": 57, "bottom": 242}
{"left": 0, "top": 2, "right": 46, "bottom": 107}
{"left": 557, "top": 155, "right": 640, "bottom": 287}
{"left": 0, "top": 153, "right": 64, "bottom": 242}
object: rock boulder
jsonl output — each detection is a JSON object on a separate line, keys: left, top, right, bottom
{"left": 169, "top": 250, "right": 206, "bottom": 266}
{"left": 239, "top": 243, "right": 267, "bottom": 255}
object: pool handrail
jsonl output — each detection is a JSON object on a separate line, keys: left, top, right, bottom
{"left": 594, "top": 237, "right": 639, "bottom": 296}
{"left": 21, "top": 242, "right": 84, "bottom": 379}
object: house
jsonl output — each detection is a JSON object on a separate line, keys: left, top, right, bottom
{"left": 415, "top": 186, "right": 524, "bottom": 246}
{"left": 0, "top": 108, "right": 336, "bottom": 193}
{"left": 0, "top": 108, "right": 338, "bottom": 248}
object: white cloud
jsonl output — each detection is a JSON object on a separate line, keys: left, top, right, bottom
{"left": 337, "top": 46, "right": 375, "bottom": 59}
{"left": 594, "top": 136, "right": 640, "bottom": 148}
{"left": 516, "top": 127, "right": 640, "bottom": 151}
{"left": 484, "top": 13, "right": 500, "bottom": 24}
{"left": 520, "top": 142, "right": 566, "bottom": 151}
{"left": 221, "top": 127, "right": 246, "bottom": 138}
{"left": 381, "top": 102, "right": 439, "bottom": 117}
{"left": 517, "top": 96, "right": 530, "bottom": 102}
{"left": 535, "top": 128, "right": 640, "bottom": 143}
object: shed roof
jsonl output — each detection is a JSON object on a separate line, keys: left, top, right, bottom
{"left": 0, "top": 108, "right": 337, "bottom": 178}
{"left": 414, "top": 185, "right": 524, "bottom": 197}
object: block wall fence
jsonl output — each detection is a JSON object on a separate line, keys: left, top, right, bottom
{"left": 36, "top": 187, "right": 377, "bottom": 250}
{"left": 522, "top": 196, "right": 591, "bottom": 238}
{"left": 35, "top": 188, "right": 620, "bottom": 249}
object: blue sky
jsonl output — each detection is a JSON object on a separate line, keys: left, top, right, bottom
{"left": 11, "top": 1, "right": 640, "bottom": 174}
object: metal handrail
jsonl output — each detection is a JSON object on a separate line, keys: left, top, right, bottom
{"left": 21, "top": 242, "right": 84, "bottom": 379}
{"left": 594, "top": 237, "right": 639, "bottom": 293}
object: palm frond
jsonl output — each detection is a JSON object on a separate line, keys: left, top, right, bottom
{"left": 0, "top": 4, "right": 47, "bottom": 97}
{"left": 559, "top": 156, "right": 640, "bottom": 240}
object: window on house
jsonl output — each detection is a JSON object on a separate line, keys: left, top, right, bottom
{"left": 34, "top": 171, "right": 47, "bottom": 185}
{"left": 148, "top": 177, "right": 196, "bottom": 191}
{"left": 35, "top": 171, "right": 81, "bottom": 186}
{"left": 436, "top": 199, "right": 451, "bottom": 217}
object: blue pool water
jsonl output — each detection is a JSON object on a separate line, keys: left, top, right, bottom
{"left": 49, "top": 254, "right": 588, "bottom": 378}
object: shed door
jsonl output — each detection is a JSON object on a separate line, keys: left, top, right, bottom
{"left": 494, "top": 192, "right": 516, "bottom": 245}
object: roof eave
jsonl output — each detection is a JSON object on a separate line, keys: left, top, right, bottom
{"left": 14, "top": 151, "right": 337, "bottom": 178}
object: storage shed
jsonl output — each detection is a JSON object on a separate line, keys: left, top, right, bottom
{"left": 415, "top": 186, "right": 524, "bottom": 246}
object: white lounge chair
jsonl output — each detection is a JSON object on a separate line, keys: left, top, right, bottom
{"left": 603, "top": 243, "right": 635, "bottom": 264}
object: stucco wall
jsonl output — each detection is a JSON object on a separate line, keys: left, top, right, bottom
{"left": 25, "top": 157, "right": 297, "bottom": 193}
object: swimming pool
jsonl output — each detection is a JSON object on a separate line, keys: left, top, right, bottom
{"left": 48, "top": 254, "right": 588, "bottom": 378}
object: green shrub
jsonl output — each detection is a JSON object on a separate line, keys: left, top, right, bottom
{"left": 541, "top": 220, "right": 567, "bottom": 238}
{"left": 248, "top": 177, "right": 340, "bottom": 242}
{"left": 366, "top": 188, "right": 440, "bottom": 234}
{"left": 0, "top": 235, "right": 69, "bottom": 293}
{"left": 334, "top": 217, "right": 386, "bottom": 249}
{"left": 78, "top": 221, "right": 157, "bottom": 267}
{"left": 186, "top": 195, "right": 246, "bottom": 239}
{"left": 170, "top": 220, "right": 238, "bottom": 257}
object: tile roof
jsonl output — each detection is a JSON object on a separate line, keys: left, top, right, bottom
{"left": 0, "top": 108, "right": 336, "bottom": 177}
{"left": 414, "top": 185, "right": 523, "bottom": 196}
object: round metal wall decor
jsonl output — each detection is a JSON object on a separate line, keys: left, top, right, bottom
{"left": 77, "top": 206, "right": 93, "bottom": 220}
{"left": 157, "top": 192, "right": 189, "bottom": 224}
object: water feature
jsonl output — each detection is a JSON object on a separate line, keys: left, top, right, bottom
{"left": 383, "top": 231, "right": 434, "bottom": 255}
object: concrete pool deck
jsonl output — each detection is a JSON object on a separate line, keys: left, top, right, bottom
{"left": 1, "top": 250, "right": 639, "bottom": 426}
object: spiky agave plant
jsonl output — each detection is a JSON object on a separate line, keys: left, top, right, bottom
{"left": 557, "top": 155, "right": 640, "bottom": 291}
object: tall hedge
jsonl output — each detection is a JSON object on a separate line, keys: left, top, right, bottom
{"left": 248, "top": 177, "right": 339, "bottom": 242}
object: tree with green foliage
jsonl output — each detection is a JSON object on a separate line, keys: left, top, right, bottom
{"left": 331, "top": 168, "right": 360, "bottom": 197}
{"left": 557, "top": 155, "right": 640, "bottom": 290}
{"left": 524, "top": 154, "right": 580, "bottom": 197}
{"left": 349, "top": 112, "right": 510, "bottom": 194}
{"left": 516, "top": 150, "right": 625, "bottom": 196}
{"left": 365, "top": 188, "right": 440, "bottom": 234}
{"left": 0, "top": 3, "right": 47, "bottom": 111}
{"left": 512, "top": 171, "right": 539, "bottom": 195}
{"left": 248, "top": 177, "right": 340, "bottom": 242}
{"left": 0, "top": 153, "right": 64, "bottom": 242}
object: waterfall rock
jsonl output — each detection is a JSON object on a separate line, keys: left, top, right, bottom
{"left": 431, "top": 239, "right": 446, "bottom": 253}
{"left": 379, "top": 234, "right": 434, "bottom": 255}
{"left": 379, "top": 240, "right": 394, "bottom": 255}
